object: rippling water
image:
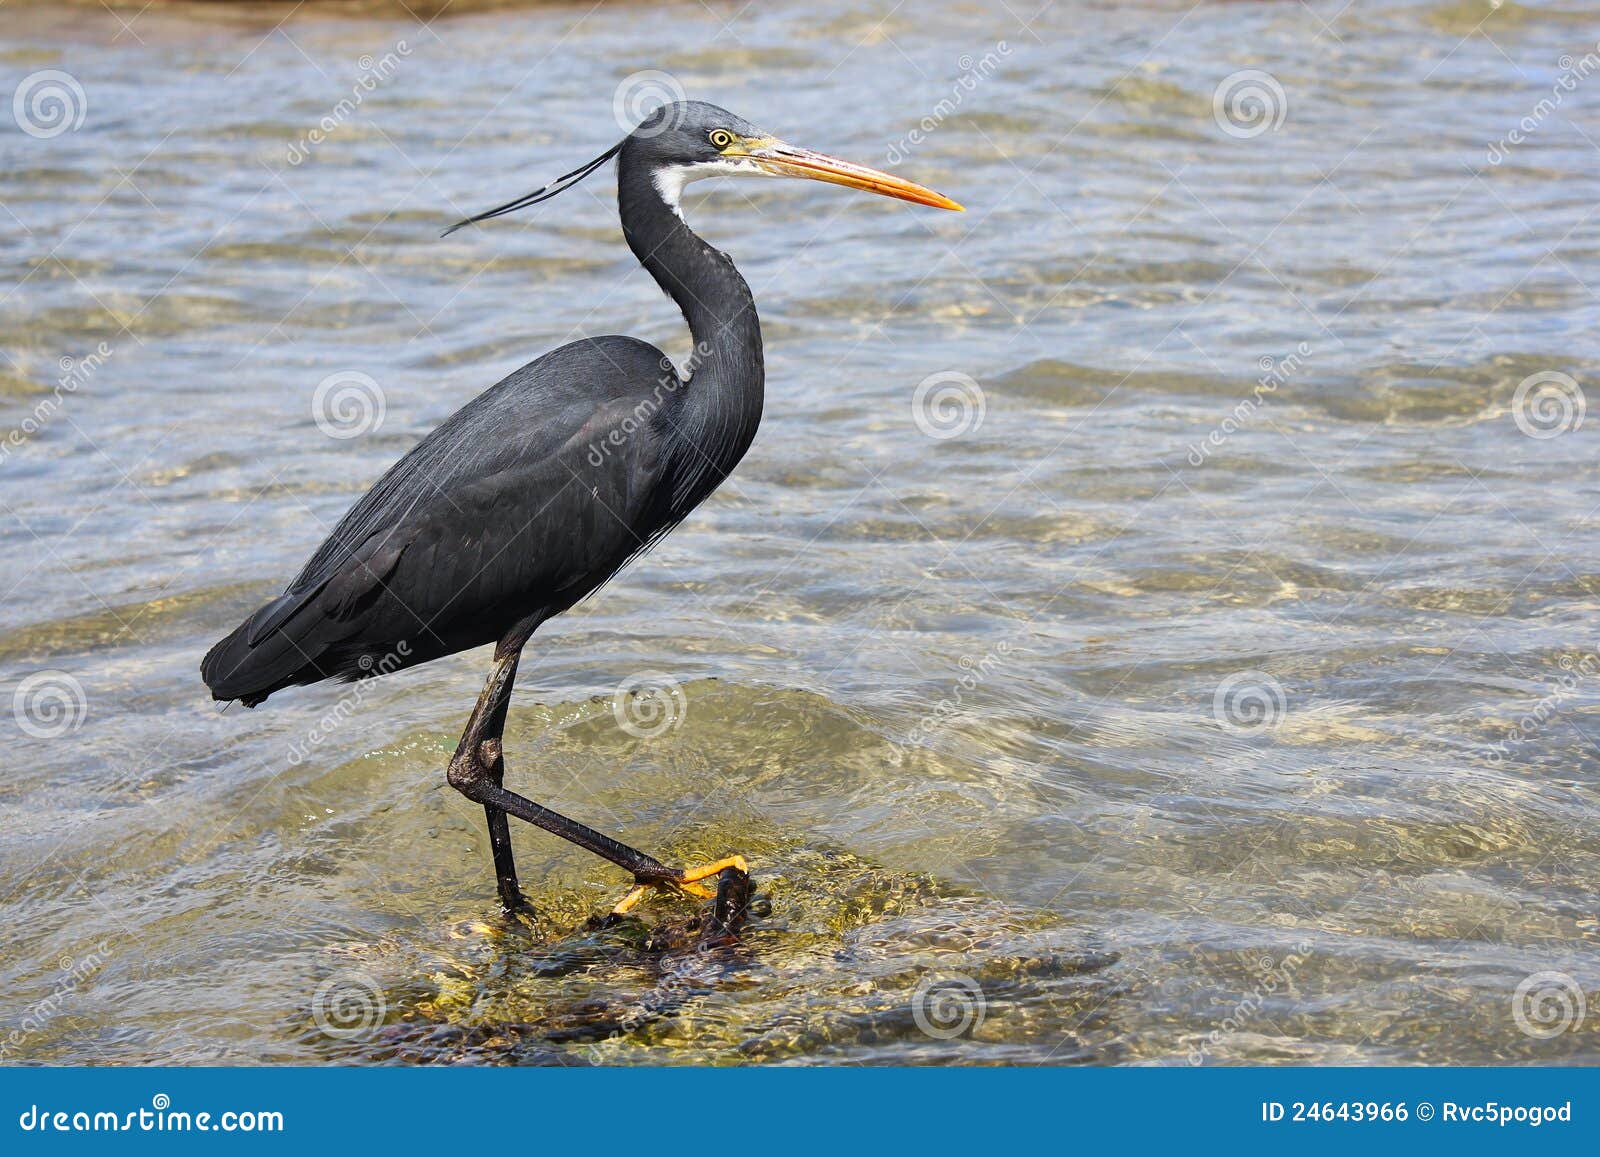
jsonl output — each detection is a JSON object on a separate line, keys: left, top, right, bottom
{"left": 3, "top": 0, "right": 1599, "bottom": 1065}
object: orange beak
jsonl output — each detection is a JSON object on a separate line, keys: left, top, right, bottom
{"left": 734, "top": 141, "right": 964, "bottom": 211}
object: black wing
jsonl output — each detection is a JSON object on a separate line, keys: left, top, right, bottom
{"left": 202, "top": 336, "right": 680, "bottom": 704}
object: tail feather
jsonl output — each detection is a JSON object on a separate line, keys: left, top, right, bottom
{"left": 201, "top": 597, "right": 331, "bottom": 707}
{"left": 202, "top": 530, "right": 409, "bottom": 706}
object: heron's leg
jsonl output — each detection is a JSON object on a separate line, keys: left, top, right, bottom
{"left": 477, "top": 664, "right": 523, "bottom": 912}
{"left": 447, "top": 651, "right": 741, "bottom": 906}
{"left": 446, "top": 649, "right": 524, "bottom": 911}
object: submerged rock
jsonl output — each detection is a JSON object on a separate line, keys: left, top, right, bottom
{"left": 307, "top": 842, "right": 1116, "bottom": 1065}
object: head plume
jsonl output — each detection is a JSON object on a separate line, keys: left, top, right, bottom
{"left": 442, "top": 139, "right": 624, "bottom": 236}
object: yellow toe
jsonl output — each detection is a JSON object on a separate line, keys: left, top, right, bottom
{"left": 677, "top": 855, "right": 750, "bottom": 886}
{"left": 610, "top": 884, "right": 649, "bottom": 916}
{"left": 604, "top": 855, "right": 749, "bottom": 916}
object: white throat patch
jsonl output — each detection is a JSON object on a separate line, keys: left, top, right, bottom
{"left": 652, "top": 157, "right": 772, "bottom": 219}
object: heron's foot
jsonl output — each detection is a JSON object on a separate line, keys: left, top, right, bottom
{"left": 701, "top": 859, "right": 757, "bottom": 945}
{"left": 498, "top": 888, "right": 540, "bottom": 921}
{"left": 608, "top": 854, "right": 751, "bottom": 917}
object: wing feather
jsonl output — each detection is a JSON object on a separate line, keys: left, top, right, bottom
{"left": 201, "top": 336, "right": 682, "bottom": 704}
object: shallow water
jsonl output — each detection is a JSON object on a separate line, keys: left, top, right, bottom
{"left": 3, "top": 0, "right": 1599, "bottom": 1065}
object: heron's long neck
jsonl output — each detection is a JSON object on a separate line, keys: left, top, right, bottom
{"left": 617, "top": 154, "right": 764, "bottom": 498}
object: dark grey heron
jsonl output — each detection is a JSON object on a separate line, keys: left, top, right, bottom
{"left": 201, "top": 100, "right": 961, "bottom": 922}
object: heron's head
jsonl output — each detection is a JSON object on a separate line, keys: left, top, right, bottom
{"left": 628, "top": 100, "right": 963, "bottom": 213}
{"left": 444, "top": 98, "right": 960, "bottom": 235}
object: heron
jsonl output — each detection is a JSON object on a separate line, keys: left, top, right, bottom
{"left": 201, "top": 100, "right": 961, "bottom": 923}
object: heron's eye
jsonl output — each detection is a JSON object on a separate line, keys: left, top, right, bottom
{"left": 709, "top": 129, "right": 735, "bottom": 150}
